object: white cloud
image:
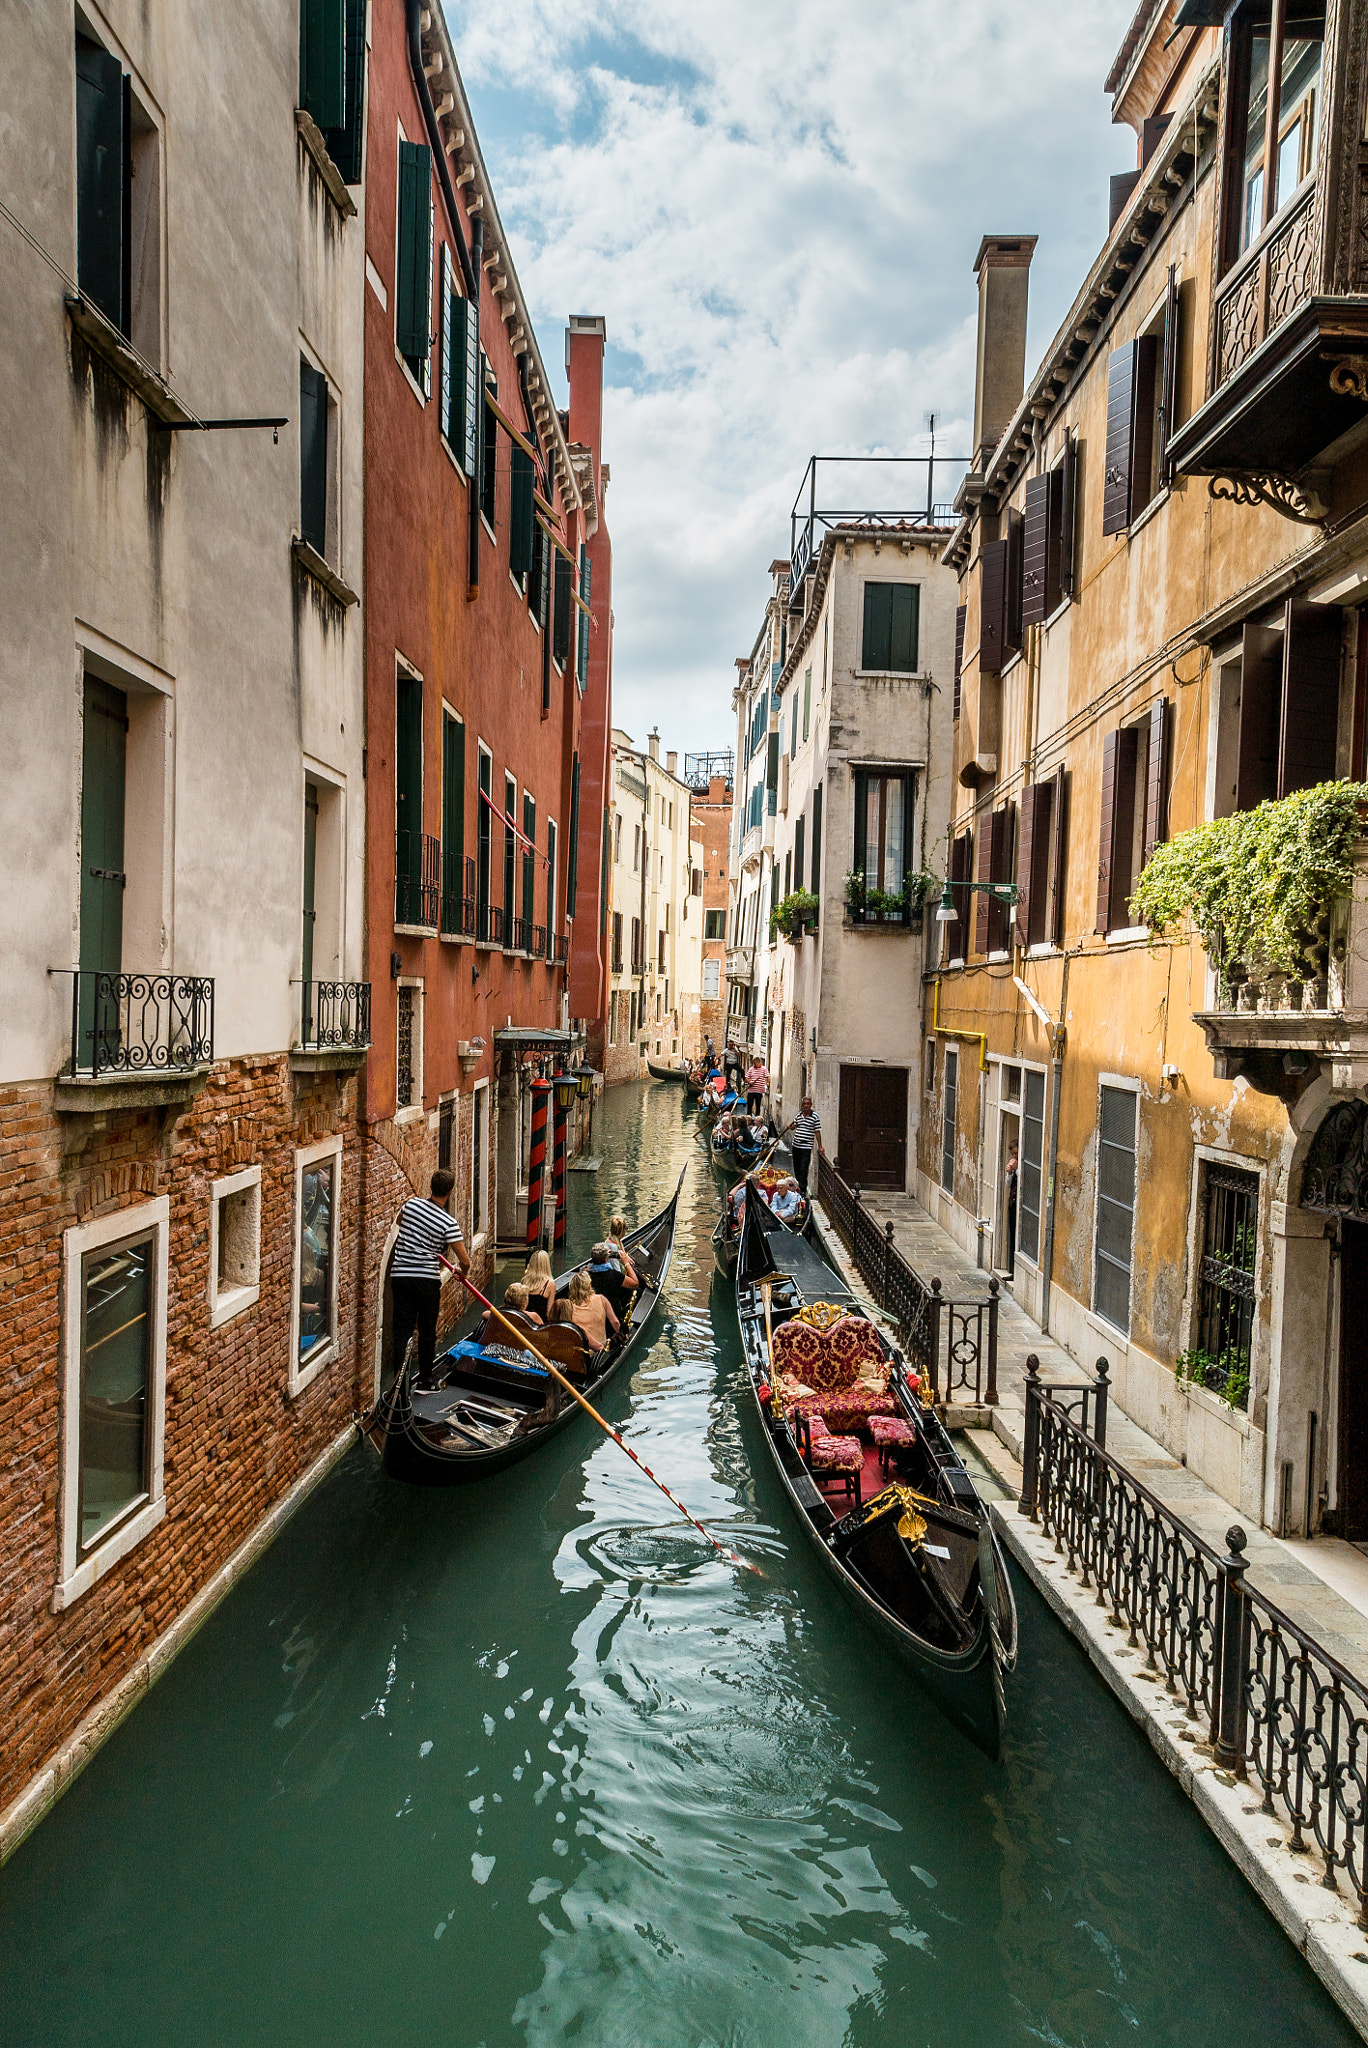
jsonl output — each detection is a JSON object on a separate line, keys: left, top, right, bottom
{"left": 445, "top": 0, "right": 1133, "bottom": 751}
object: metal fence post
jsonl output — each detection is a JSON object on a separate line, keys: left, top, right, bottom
{"left": 928, "top": 1278, "right": 943, "bottom": 1405}
{"left": 1093, "top": 1357, "right": 1110, "bottom": 1453}
{"left": 1212, "top": 1525, "right": 1251, "bottom": 1769}
{"left": 1018, "top": 1354, "right": 1041, "bottom": 1517}
{"left": 884, "top": 1219, "right": 895, "bottom": 1311}
{"left": 985, "top": 1277, "right": 1000, "bottom": 1406}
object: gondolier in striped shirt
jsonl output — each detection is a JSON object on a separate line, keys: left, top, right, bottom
{"left": 780, "top": 1098, "right": 824, "bottom": 1196}
{"left": 389, "top": 1169, "right": 470, "bottom": 1390}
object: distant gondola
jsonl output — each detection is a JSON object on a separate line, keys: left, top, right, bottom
{"left": 368, "top": 1169, "right": 684, "bottom": 1485}
{"left": 646, "top": 1056, "right": 690, "bottom": 1083}
{"left": 712, "top": 1174, "right": 810, "bottom": 1280}
{"left": 734, "top": 1183, "right": 1017, "bottom": 1758}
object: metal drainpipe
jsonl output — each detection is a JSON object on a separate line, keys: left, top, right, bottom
{"left": 1039, "top": 947, "right": 1073, "bottom": 1337}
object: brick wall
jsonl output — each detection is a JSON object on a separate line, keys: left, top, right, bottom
{"left": 0, "top": 1054, "right": 363, "bottom": 1818}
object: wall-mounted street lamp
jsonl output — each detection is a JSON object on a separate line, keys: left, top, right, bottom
{"left": 552, "top": 1071, "right": 579, "bottom": 1114}
{"left": 935, "top": 879, "right": 1020, "bottom": 925}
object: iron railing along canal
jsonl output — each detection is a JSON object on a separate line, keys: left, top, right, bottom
{"left": 57, "top": 969, "right": 214, "bottom": 1078}
{"left": 816, "top": 1154, "right": 999, "bottom": 1405}
{"left": 1020, "top": 1359, "right": 1368, "bottom": 1924}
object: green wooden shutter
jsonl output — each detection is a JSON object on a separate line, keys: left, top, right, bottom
{"left": 302, "top": 782, "right": 319, "bottom": 995}
{"left": 577, "top": 547, "right": 592, "bottom": 687}
{"left": 567, "top": 751, "right": 581, "bottom": 914}
{"left": 794, "top": 815, "right": 805, "bottom": 894}
{"left": 889, "top": 584, "right": 919, "bottom": 672}
{"left": 395, "top": 141, "right": 433, "bottom": 363}
{"left": 442, "top": 713, "right": 465, "bottom": 862}
{"left": 862, "top": 583, "right": 892, "bottom": 670}
{"left": 510, "top": 445, "right": 534, "bottom": 580}
{"left": 811, "top": 782, "right": 823, "bottom": 910}
{"left": 802, "top": 665, "right": 812, "bottom": 740}
{"left": 477, "top": 749, "right": 492, "bottom": 929}
{"left": 522, "top": 795, "right": 536, "bottom": 931}
{"left": 461, "top": 302, "right": 480, "bottom": 476}
{"left": 75, "top": 37, "right": 127, "bottom": 333}
{"left": 299, "top": 0, "right": 346, "bottom": 130}
{"left": 322, "top": 0, "right": 367, "bottom": 182}
{"left": 439, "top": 246, "right": 454, "bottom": 443}
{"left": 299, "top": 359, "right": 328, "bottom": 555}
{"left": 480, "top": 397, "right": 497, "bottom": 524}
{"left": 395, "top": 671, "right": 423, "bottom": 903}
{"left": 553, "top": 553, "right": 572, "bottom": 665}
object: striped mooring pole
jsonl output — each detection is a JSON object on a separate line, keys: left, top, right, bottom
{"left": 551, "top": 1080, "right": 569, "bottom": 1248}
{"left": 526, "top": 1078, "right": 552, "bottom": 1249}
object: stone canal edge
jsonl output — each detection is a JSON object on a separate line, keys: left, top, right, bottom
{"left": 0, "top": 1423, "right": 356, "bottom": 1870}
{"left": 801, "top": 1195, "right": 1368, "bottom": 2041}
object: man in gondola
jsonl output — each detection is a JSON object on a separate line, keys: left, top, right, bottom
{"left": 389, "top": 1169, "right": 470, "bottom": 1391}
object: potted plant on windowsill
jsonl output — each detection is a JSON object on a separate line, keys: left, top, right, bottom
{"left": 770, "top": 889, "right": 820, "bottom": 943}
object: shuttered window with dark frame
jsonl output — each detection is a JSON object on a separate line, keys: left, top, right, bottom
{"left": 852, "top": 771, "right": 912, "bottom": 895}
{"left": 566, "top": 751, "right": 581, "bottom": 915}
{"left": 1094, "top": 1085, "right": 1138, "bottom": 1333}
{"left": 945, "top": 830, "right": 973, "bottom": 962}
{"left": 395, "top": 670, "right": 424, "bottom": 926}
{"left": 553, "top": 551, "right": 572, "bottom": 667}
{"left": 395, "top": 141, "right": 433, "bottom": 380}
{"left": 1096, "top": 705, "right": 1170, "bottom": 933}
{"left": 952, "top": 603, "right": 966, "bottom": 720}
{"left": 941, "top": 1047, "right": 958, "bottom": 1194}
{"left": 476, "top": 749, "right": 492, "bottom": 939}
{"left": 1015, "top": 780, "right": 1053, "bottom": 949}
{"left": 577, "top": 546, "right": 592, "bottom": 689}
{"left": 522, "top": 794, "right": 536, "bottom": 940}
{"left": 503, "top": 775, "right": 517, "bottom": 938}
{"left": 1102, "top": 337, "right": 1159, "bottom": 535}
{"left": 480, "top": 399, "right": 497, "bottom": 526}
{"left": 76, "top": 36, "right": 130, "bottom": 337}
{"left": 440, "top": 712, "right": 465, "bottom": 938}
{"left": 1236, "top": 599, "right": 1343, "bottom": 806}
{"left": 979, "top": 538, "right": 1009, "bottom": 675}
{"left": 861, "top": 583, "right": 920, "bottom": 673}
{"left": 811, "top": 782, "right": 823, "bottom": 914}
{"left": 80, "top": 675, "right": 128, "bottom": 1067}
{"left": 439, "top": 249, "right": 479, "bottom": 479}
{"left": 974, "top": 805, "right": 1013, "bottom": 955}
{"left": 510, "top": 443, "right": 535, "bottom": 584}
{"left": 299, "top": 0, "right": 346, "bottom": 130}
{"left": 794, "top": 814, "right": 806, "bottom": 895}
{"left": 1021, "top": 470, "right": 1066, "bottom": 628}
{"left": 1019, "top": 1069, "right": 1047, "bottom": 1264}
{"left": 299, "top": 358, "right": 329, "bottom": 558}
{"left": 321, "top": 0, "right": 367, "bottom": 184}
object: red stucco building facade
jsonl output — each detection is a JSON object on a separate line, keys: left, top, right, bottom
{"left": 360, "top": 0, "right": 612, "bottom": 1380}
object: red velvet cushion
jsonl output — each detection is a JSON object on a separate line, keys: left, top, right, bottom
{"left": 809, "top": 1433, "right": 861, "bottom": 1472}
{"left": 772, "top": 1321, "right": 824, "bottom": 1379}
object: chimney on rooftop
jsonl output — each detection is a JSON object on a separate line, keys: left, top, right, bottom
{"left": 648, "top": 728, "right": 660, "bottom": 762}
{"left": 971, "top": 236, "right": 1038, "bottom": 472}
{"left": 666, "top": 750, "right": 677, "bottom": 775}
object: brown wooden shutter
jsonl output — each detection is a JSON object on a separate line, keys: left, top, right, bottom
{"left": 1005, "top": 509, "right": 1024, "bottom": 658}
{"left": 1015, "top": 783, "right": 1038, "bottom": 948}
{"left": 1109, "top": 171, "right": 1140, "bottom": 231}
{"left": 1129, "top": 334, "right": 1160, "bottom": 515}
{"left": 1102, "top": 346, "right": 1137, "bottom": 536}
{"left": 1111, "top": 725, "right": 1140, "bottom": 927}
{"left": 988, "top": 804, "right": 1013, "bottom": 952}
{"left": 947, "top": 830, "right": 971, "bottom": 960}
{"left": 1059, "top": 431, "right": 1077, "bottom": 597}
{"left": 1278, "top": 599, "right": 1342, "bottom": 797}
{"left": 1049, "top": 764, "right": 1068, "bottom": 946}
{"left": 1236, "top": 622, "right": 1283, "bottom": 810}
{"left": 979, "top": 538, "right": 1008, "bottom": 674}
{"left": 974, "top": 820, "right": 993, "bottom": 955}
{"left": 1021, "top": 476, "right": 1051, "bottom": 629}
{"left": 1159, "top": 265, "right": 1180, "bottom": 484}
{"left": 953, "top": 603, "right": 966, "bottom": 720}
{"left": 1141, "top": 698, "right": 1170, "bottom": 869}
{"left": 1096, "top": 730, "right": 1119, "bottom": 932}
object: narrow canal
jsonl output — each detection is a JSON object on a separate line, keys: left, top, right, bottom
{"left": 1, "top": 1081, "right": 1355, "bottom": 2048}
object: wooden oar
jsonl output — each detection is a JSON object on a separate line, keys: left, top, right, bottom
{"left": 442, "top": 1260, "right": 760, "bottom": 1576}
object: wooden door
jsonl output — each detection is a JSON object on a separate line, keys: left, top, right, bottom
{"left": 1339, "top": 1219, "right": 1368, "bottom": 1539}
{"left": 838, "top": 1065, "right": 908, "bottom": 1190}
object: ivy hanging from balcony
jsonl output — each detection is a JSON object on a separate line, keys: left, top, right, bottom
{"left": 770, "top": 889, "right": 819, "bottom": 940}
{"left": 1130, "top": 780, "right": 1368, "bottom": 981}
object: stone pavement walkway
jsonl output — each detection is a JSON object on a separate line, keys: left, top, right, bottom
{"left": 810, "top": 1185, "right": 1368, "bottom": 1691}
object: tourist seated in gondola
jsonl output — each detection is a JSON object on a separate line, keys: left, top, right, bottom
{"left": 523, "top": 1246, "right": 558, "bottom": 1320}
{"left": 567, "top": 1268, "right": 619, "bottom": 1352}
{"left": 606, "top": 1216, "right": 639, "bottom": 1292}
{"left": 502, "top": 1282, "right": 543, "bottom": 1327}
{"left": 769, "top": 1178, "right": 803, "bottom": 1223}
{"left": 588, "top": 1240, "right": 634, "bottom": 1319}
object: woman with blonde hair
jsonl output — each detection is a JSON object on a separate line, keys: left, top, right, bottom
{"left": 567, "top": 1267, "right": 618, "bottom": 1351}
{"left": 524, "top": 1246, "right": 557, "bottom": 1320}
{"left": 606, "top": 1216, "right": 639, "bottom": 1291}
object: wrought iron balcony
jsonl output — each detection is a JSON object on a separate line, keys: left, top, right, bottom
{"left": 511, "top": 915, "right": 532, "bottom": 954}
{"left": 532, "top": 924, "right": 547, "bottom": 960}
{"left": 441, "top": 852, "right": 476, "bottom": 940}
{"left": 58, "top": 969, "right": 214, "bottom": 1080}
{"left": 300, "top": 979, "right": 371, "bottom": 1051}
{"left": 395, "top": 832, "right": 440, "bottom": 930}
{"left": 479, "top": 903, "right": 504, "bottom": 947}
{"left": 553, "top": 932, "right": 569, "bottom": 964}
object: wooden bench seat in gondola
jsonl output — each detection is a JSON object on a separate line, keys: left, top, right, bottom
{"left": 444, "top": 1321, "right": 594, "bottom": 1387}
{"left": 772, "top": 1313, "right": 896, "bottom": 1433}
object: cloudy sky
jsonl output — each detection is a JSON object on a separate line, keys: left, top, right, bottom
{"left": 447, "top": 0, "right": 1135, "bottom": 756}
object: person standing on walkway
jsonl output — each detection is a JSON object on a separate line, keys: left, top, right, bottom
{"left": 745, "top": 1055, "right": 768, "bottom": 1117}
{"left": 390, "top": 1169, "right": 470, "bottom": 1390}
{"left": 1003, "top": 1142, "right": 1019, "bottom": 1280}
{"left": 782, "top": 1097, "right": 823, "bottom": 1196}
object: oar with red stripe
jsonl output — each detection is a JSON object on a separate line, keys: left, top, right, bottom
{"left": 441, "top": 1260, "right": 760, "bottom": 1575}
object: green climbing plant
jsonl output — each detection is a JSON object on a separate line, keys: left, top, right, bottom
{"left": 1130, "top": 780, "right": 1368, "bottom": 981}
{"left": 770, "top": 889, "right": 819, "bottom": 940}
{"left": 1176, "top": 1345, "right": 1250, "bottom": 1413}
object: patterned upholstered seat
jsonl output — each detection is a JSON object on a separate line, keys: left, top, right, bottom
{"left": 787, "top": 1389, "right": 895, "bottom": 1429}
{"left": 869, "top": 1414, "right": 916, "bottom": 1470}
{"left": 773, "top": 1311, "right": 893, "bottom": 1445}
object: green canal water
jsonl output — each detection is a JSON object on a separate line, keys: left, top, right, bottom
{"left": 0, "top": 1081, "right": 1357, "bottom": 2048}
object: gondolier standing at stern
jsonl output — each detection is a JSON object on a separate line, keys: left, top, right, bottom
{"left": 389, "top": 1170, "right": 471, "bottom": 1390}
{"left": 780, "top": 1097, "right": 823, "bottom": 1196}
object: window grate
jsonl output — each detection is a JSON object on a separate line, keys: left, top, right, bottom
{"left": 1193, "top": 1165, "right": 1258, "bottom": 1405}
{"left": 396, "top": 987, "right": 415, "bottom": 1110}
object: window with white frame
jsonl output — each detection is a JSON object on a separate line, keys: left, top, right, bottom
{"left": 291, "top": 1135, "right": 342, "bottom": 1393}
{"left": 58, "top": 1196, "right": 169, "bottom": 1608}
{"left": 1018, "top": 1070, "right": 1047, "bottom": 1265}
{"left": 209, "top": 1165, "right": 261, "bottom": 1327}
{"left": 395, "top": 979, "right": 423, "bottom": 1116}
{"left": 1094, "top": 1084, "right": 1138, "bottom": 1333}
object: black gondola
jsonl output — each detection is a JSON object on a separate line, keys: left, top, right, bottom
{"left": 712, "top": 1176, "right": 810, "bottom": 1279}
{"left": 369, "top": 1169, "right": 684, "bottom": 1486}
{"left": 646, "top": 1056, "right": 689, "bottom": 1082}
{"left": 734, "top": 1183, "right": 1017, "bottom": 1758}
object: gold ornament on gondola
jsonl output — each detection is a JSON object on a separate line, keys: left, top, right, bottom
{"left": 857, "top": 1482, "right": 941, "bottom": 1548}
{"left": 793, "top": 1300, "right": 847, "bottom": 1332}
